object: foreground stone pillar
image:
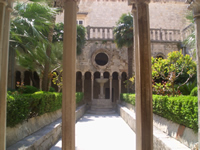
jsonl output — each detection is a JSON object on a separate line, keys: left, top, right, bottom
{"left": 0, "top": 1, "right": 13, "bottom": 149}
{"left": 91, "top": 74, "right": 94, "bottom": 101}
{"left": 62, "top": 0, "right": 77, "bottom": 149}
{"left": 131, "top": 1, "right": 153, "bottom": 149}
{"left": 187, "top": 1, "right": 200, "bottom": 149}
{"left": 110, "top": 75, "right": 112, "bottom": 101}
{"left": 0, "top": 0, "right": 6, "bottom": 78}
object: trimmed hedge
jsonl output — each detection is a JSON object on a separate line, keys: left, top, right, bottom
{"left": 17, "top": 85, "right": 38, "bottom": 94}
{"left": 190, "top": 87, "right": 198, "bottom": 96}
{"left": 7, "top": 92, "right": 84, "bottom": 127}
{"left": 121, "top": 93, "right": 198, "bottom": 132}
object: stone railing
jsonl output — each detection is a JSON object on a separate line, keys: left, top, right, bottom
{"left": 86, "top": 26, "right": 181, "bottom": 42}
{"left": 150, "top": 28, "right": 181, "bottom": 42}
{"left": 182, "top": 23, "right": 194, "bottom": 41}
{"left": 87, "top": 26, "right": 114, "bottom": 40}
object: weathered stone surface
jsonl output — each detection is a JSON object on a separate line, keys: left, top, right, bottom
{"left": 120, "top": 101, "right": 198, "bottom": 149}
{"left": 6, "top": 109, "right": 62, "bottom": 147}
{"left": 7, "top": 105, "right": 87, "bottom": 149}
{"left": 118, "top": 103, "right": 191, "bottom": 150}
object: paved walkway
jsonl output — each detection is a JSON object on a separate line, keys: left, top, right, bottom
{"left": 50, "top": 113, "right": 136, "bottom": 150}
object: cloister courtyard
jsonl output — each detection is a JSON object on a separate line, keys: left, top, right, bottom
{"left": 1, "top": 0, "right": 200, "bottom": 149}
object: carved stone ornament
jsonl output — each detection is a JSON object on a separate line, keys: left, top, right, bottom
{"left": 187, "top": 0, "right": 200, "bottom": 17}
{"left": 0, "top": 0, "right": 7, "bottom": 5}
{"left": 128, "top": 0, "right": 150, "bottom": 6}
{"left": 91, "top": 49, "right": 111, "bottom": 71}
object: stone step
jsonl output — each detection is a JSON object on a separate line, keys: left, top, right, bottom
{"left": 91, "top": 105, "right": 113, "bottom": 109}
{"left": 87, "top": 110, "right": 116, "bottom": 115}
{"left": 90, "top": 108, "right": 114, "bottom": 111}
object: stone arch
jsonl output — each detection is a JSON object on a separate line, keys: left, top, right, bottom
{"left": 76, "top": 71, "right": 82, "bottom": 92}
{"left": 121, "top": 72, "right": 127, "bottom": 93}
{"left": 15, "top": 71, "right": 21, "bottom": 89}
{"left": 94, "top": 71, "right": 100, "bottom": 79}
{"left": 155, "top": 52, "right": 166, "bottom": 59}
{"left": 112, "top": 72, "right": 119, "bottom": 101}
{"left": 103, "top": 71, "right": 110, "bottom": 78}
{"left": 24, "top": 71, "right": 31, "bottom": 86}
{"left": 84, "top": 71, "right": 92, "bottom": 103}
{"left": 93, "top": 71, "right": 101, "bottom": 99}
{"left": 33, "top": 71, "right": 40, "bottom": 89}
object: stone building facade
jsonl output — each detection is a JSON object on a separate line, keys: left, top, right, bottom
{"left": 10, "top": 0, "right": 191, "bottom": 103}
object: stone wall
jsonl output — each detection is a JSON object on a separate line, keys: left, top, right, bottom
{"left": 76, "top": 40, "right": 128, "bottom": 74}
{"left": 151, "top": 42, "right": 179, "bottom": 58}
{"left": 56, "top": 0, "right": 189, "bottom": 30}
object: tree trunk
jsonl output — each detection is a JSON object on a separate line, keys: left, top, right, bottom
{"left": 42, "top": 17, "right": 56, "bottom": 91}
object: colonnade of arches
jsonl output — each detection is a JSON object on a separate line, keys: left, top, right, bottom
{"left": 14, "top": 70, "right": 128, "bottom": 102}
{"left": 76, "top": 71, "right": 128, "bottom": 102}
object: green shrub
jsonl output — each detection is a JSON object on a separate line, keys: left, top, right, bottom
{"left": 179, "top": 81, "right": 197, "bottom": 95}
{"left": 17, "top": 85, "right": 38, "bottom": 94}
{"left": 121, "top": 93, "right": 198, "bottom": 132}
{"left": 76, "top": 92, "right": 84, "bottom": 104}
{"left": 7, "top": 92, "right": 84, "bottom": 127}
{"left": 49, "top": 87, "right": 56, "bottom": 92}
{"left": 120, "top": 93, "right": 135, "bottom": 105}
{"left": 190, "top": 87, "right": 198, "bottom": 96}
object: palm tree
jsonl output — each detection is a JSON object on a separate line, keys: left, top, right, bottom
{"left": 183, "top": 11, "right": 196, "bottom": 58}
{"left": 113, "top": 13, "right": 134, "bottom": 93}
{"left": 11, "top": 2, "right": 57, "bottom": 89}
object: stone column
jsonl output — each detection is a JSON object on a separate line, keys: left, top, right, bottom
{"left": 0, "top": 0, "right": 6, "bottom": 78}
{"left": 110, "top": 75, "right": 112, "bottom": 101}
{"left": 62, "top": 0, "right": 77, "bottom": 149}
{"left": 187, "top": 1, "right": 200, "bottom": 149}
{"left": 131, "top": 1, "right": 153, "bottom": 150}
{"left": 118, "top": 76, "right": 121, "bottom": 100}
{"left": 82, "top": 74, "right": 84, "bottom": 93}
{"left": 0, "top": 1, "right": 13, "bottom": 149}
{"left": 91, "top": 74, "right": 94, "bottom": 101}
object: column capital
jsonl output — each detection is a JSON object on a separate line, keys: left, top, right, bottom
{"left": 0, "top": 0, "right": 7, "bottom": 6}
{"left": 128, "top": 0, "right": 150, "bottom": 6}
{"left": 187, "top": 0, "right": 200, "bottom": 18}
{"left": 6, "top": 0, "right": 14, "bottom": 12}
{"left": 109, "top": 76, "right": 112, "bottom": 80}
{"left": 118, "top": 76, "right": 122, "bottom": 80}
{"left": 131, "top": 4, "right": 137, "bottom": 13}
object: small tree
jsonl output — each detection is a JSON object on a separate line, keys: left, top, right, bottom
{"left": 113, "top": 13, "right": 134, "bottom": 93}
{"left": 152, "top": 51, "right": 196, "bottom": 96}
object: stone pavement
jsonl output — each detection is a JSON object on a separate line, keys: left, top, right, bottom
{"left": 50, "top": 113, "right": 136, "bottom": 150}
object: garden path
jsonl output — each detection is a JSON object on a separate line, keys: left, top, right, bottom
{"left": 50, "top": 113, "right": 136, "bottom": 150}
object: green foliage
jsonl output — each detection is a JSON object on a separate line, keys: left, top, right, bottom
{"left": 190, "top": 87, "right": 198, "bottom": 96}
{"left": 18, "top": 85, "right": 38, "bottom": 94}
{"left": 113, "top": 13, "right": 133, "bottom": 48}
{"left": 7, "top": 92, "right": 84, "bottom": 127}
{"left": 10, "top": 2, "right": 57, "bottom": 51}
{"left": 76, "top": 92, "right": 84, "bottom": 104}
{"left": 124, "top": 76, "right": 135, "bottom": 93}
{"left": 152, "top": 51, "right": 197, "bottom": 96}
{"left": 53, "top": 23, "right": 86, "bottom": 55}
{"left": 120, "top": 93, "right": 135, "bottom": 105}
{"left": 179, "top": 81, "right": 197, "bottom": 95}
{"left": 49, "top": 87, "right": 56, "bottom": 92}
{"left": 152, "top": 80, "right": 172, "bottom": 96}
{"left": 120, "top": 93, "right": 198, "bottom": 132}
